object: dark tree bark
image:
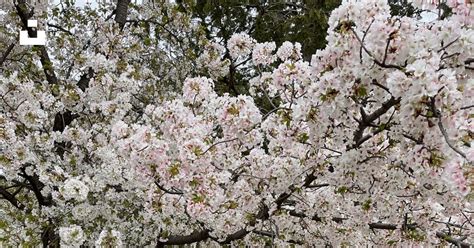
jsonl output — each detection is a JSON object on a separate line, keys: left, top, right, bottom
{"left": 115, "top": 0, "right": 131, "bottom": 30}
{"left": 0, "top": 43, "right": 15, "bottom": 67}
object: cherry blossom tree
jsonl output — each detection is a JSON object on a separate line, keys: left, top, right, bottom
{"left": 1, "top": 0, "right": 473, "bottom": 247}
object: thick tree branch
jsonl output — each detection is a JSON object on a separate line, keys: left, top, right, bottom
{"left": 352, "top": 97, "right": 401, "bottom": 148}
{"left": 0, "top": 43, "right": 15, "bottom": 67}
{"left": 288, "top": 210, "right": 346, "bottom": 223}
{"left": 219, "top": 229, "right": 250, "bottom": 244}
{"left": 0, "top": 186, "right": 25, "bottom": 210}
{"left": 368, "top": 223, "right": 397, "bottom": 230}
{"left": 306, "top": 183, "right": 330, "bottom": 189}
{"left": 368, "top": 222, "right": 472, "bottom": 247}
{"left": 77, "top": 67, "right": 94, "bottom": 92}
{"left": 114, "top": 0, "right": 131, "bottom": 30}
{"left": 368, "top": 222, "right": 417, "bottom": 230}
{"left": 15, "top": 0, "right": 58, "bottom": 85}
{"left": 19, "top": 165, "right": 52, "bottom": 207}
{"left": 436, "top": 231, "right": 471, "bottom": 248}
{"left": 16, "top": 165, "right": 58, "bottom": 247}
{"left": 155, "top": 230, "right": 209, "bottom": 247}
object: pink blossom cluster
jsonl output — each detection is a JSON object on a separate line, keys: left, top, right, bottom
{"left": 443, "top": 157, "right": 471, "bottom": 196}
{"left": 227, "top": 33, "right": 256, "bottom": 59}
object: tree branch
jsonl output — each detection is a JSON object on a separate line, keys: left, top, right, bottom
{"left": 115, "top": 0, "right": 131, "bottom": 30}
{"left": 436, "top": 231, "right": 471, "bottom": 248}
{"left": 47, "top": 23, "right": 73, "bottom": 35}
{"left": 77, "top": 67, "right": 94, "bottom": 92}
{"left": 352, "top": 97, "right": 400, "bottom": 148}
{"left": 154, "top": 181, "right": 183, "bottom": 195}
{"left": 0, "top": 43, "right": 15, "bottom": 67}
{"left": 219, "top": 229, "right": 249, "bottom": 244}
{"left": 368, "top": 223, "right": 397, "bottom": 230}
{"left": 0, "top": 186, "right": 25, "bottom": 210}
{"left": 156, "top": 230, "right": 209, "bottom": 247}
{"left": 19, "top": 165, "right": 52, "bottom": 207}
{"left": 351, "top": 27, "right": 405, "bottom": 70}
{"left": 15, "top": 0, "right": 58, "bottom": 85}
{"left": 429, "top": 96, "right": 468, "bottom": 161}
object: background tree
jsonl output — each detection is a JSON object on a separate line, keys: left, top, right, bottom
{"left": 182, "top": 0, "right": 340, "bottom": 96}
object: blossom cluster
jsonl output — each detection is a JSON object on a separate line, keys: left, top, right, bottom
{"left": 227, "top": 33, "right": 256, "bottom": 59}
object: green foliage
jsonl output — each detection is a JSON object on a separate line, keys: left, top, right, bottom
{"left": 362, "top": 198, "right": 372, "bottom": 211}
{"left": 278, "top": 109, "right": 292, "bottom": 128}
{"left": 251, "top": 0, "right": 341, "bottom": 60}
{"left": 429, "top": 151, "right": 445, "bottom": 168}
{"left": 406, "top": 229, "right": 426, "bottom": 242}
{"left": 297, "top": 132, "right": 309, "bottom": 143}
{"left": 181, "top": 0, "right": 342, "bottom": 96}
{"left": 335, "top": 20, "right": 355, "bottom": 34}
{"left": 388, "top": 0, "right": 420, "bottom": 17}
{"left": 0, "top": 155, "right": 11, "bottom": 165}
{"left": 192, "top": 194, "right": 205, "bottom": 203}
{"left": 336, "top": 186, "right": 349, "bottom": 194}
{"left": 387, "top": 240, "right": 398, "bottom": 245}
{"left": 168, "top": 162, "right": 181, "bottom": 176}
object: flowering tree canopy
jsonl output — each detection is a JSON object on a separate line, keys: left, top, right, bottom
{"left": 0, "top": 0, "right": 473, "bottom": 247}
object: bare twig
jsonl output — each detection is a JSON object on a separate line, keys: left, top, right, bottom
{"left": 47, "top": 23, "right": 73, "bottom": 35}
{"left": 154, "top": 181, "right": 183, "bottom": 195}
{"left": 460, "top": 104, "right": 474, "bottom": 110}
{"left": 438, "top": 37, "right": 460, "bottom": 53}
{"left": 429, "top": 97, "right": 468, "bottom": 160}
{"left": 351, "top": 27, "right": 405, "bottom": 70}
{"left": 360, "top": 19, "right": 375, "bottom": 63}
{"left": 200, "top": 138, "right": 239, "bottom": 155}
